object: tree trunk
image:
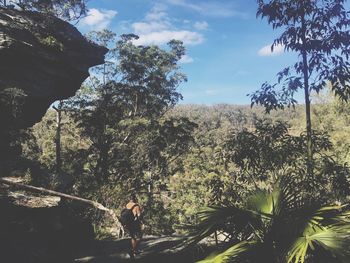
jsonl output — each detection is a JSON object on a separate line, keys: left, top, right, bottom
{"left": 94, "top": 124, "right": 110, "bottom": 183}
{"left": 147, "top": 177, "right": 153, "bottom": 233}
{"left": 96, "top": 137, "right": 109, "bottom": 183}
{"left": 301, "top": 16, "right": 313, "bottom": 181}
{"left": 53, "top": 101, "right": 63, "bottom": 175}
{"left": 214, "top": 231, "right": 219, "bottom": 247}
{"left": 302, "top": 52, "right": 313, "bottom": 178}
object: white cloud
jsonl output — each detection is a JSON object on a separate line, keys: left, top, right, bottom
{"left": 80, "top": 8, "right": 117, "bottom": 30}
{"left": 132, "top": 21, "right": 170, "bottom": 34}
{"left": 167, "top": 0, "right": 246, "bottom": 18}
{"left": 133, "top": 30, "right": 204, "bottom": 46}
{"left": 258, "top": 44, "right": 285, "bottom": 56}
{"left": 194, "top": 21, "right": 209, "bottom": 30}
{"left": 118, "top": 20, "right": 133, "bottom": 32}
{"left": 145, "top": 3, "right": 168, "bottom": 21}
{"left": 131, "top": 4, "right": 204, "bottom": 46}
{"left": 179, "top": 55, "right": 194, "bottom": 64}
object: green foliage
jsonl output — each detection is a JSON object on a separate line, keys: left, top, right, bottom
{"left": 191, "top": 176, "right": 350, "bottom": 263}
{"left": 39, "top": 35, "right": 64, "bottom": 51}
{"left": 0, "top": 87, "right": 27, "bottom": 126}
{"left": 197, "top": 241, "right": 256, "bottom": 263}
{"left": 252, "top": 0, "right": 350, "bottom": 110}
{"left": 22, "top": 108, "right": 88, "bottom": 188}
{"left": 24, "top": 95, "right": 350, "bottom": 238}
{"left": 250, "top": 0, "right": 350, "bottom": 179}
{"left": 143, "top": 195, "right": 176, "bottom": 235}
{"left": 224, "top": 120, "right": 350, "bottom": 201}
{"left": 17, "top": 22, "right": 350, "bottom": 241}
{"left": 312, "top": 92, "right": 350, "bottom": 164}
{"left": 1, "top": 0, "right": 88, "bottom": 20}
{"left": 43, "top": 30, "right": 196, "bottom": 235}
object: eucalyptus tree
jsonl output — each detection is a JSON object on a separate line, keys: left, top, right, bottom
{"left": 250, "top": 0, "right": 350, "bottom": 180}
{"left": 65, "top": 32, "right": 197, "bottom": 232}
{"left": 70, "top": 30, "right": 195, "bottom": 197}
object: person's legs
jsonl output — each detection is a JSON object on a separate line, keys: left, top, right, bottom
{"left": 133, "top": 229, "right": 143, "bottom": 253}
{"left": 131, "top": 237, "right": 137, "bottom": 252}
{"left": 129, "top": 224, "right": 142, "bottom": 255}
{"left": 134, "top": 238, "right": 140, "bottom": 252}
{"left": 128, "top": 228, "right": 137, "bottom": 257}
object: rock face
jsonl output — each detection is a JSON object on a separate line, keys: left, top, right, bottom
{"left": 0, "top": 183, "right": 95, "bottom": 263}
{"left": 0, "top": 7, "right": 107, "bottom": 161}
{"left": 0, "top": 200, "right": 95, "bottom": 263}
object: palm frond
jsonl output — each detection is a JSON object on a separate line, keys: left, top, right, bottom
{"left": 189, "top": 174, "right": 350, "bottom": 263}
{"left": 287, "top": 205, "right": 350, "bottom": 263}
{"left": 246, "top": 189, "right": 276, "bottom": 216}
{"left": 186, "top": 205, "right": 260, "bottom": 246}
{"left": 196, "top": 240, "right": 256, "bottom": 263}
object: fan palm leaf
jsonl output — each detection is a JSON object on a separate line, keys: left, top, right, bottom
{"left": 191, "top": 176, "right": 350, "bottom": 263}
{"left": 197, "top": 240, "right": 256, "bottom": 263}
{"left": 288, "top": 208, "right": 350, "bottom": 263}
{"left": 186, "top": 205, "right": 261, "bottom": 246}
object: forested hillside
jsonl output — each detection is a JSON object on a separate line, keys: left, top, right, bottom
{"left": 1, "top": 0, "right": 350, "bottom": 262}
{"left": 17, "top": 96, "right": 350, "bottom": 236}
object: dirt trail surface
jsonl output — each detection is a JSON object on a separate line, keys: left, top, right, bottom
{"left": 74, "top": 236, "right": 205, "bottom": 263}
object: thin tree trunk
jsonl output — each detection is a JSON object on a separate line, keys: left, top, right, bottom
{"left": 147, "top": 176, "right": 153, "bottom": 233}
{"left": 301, "top": 16, "right": 313, "bottom": 181}
{"left": 99, "top": 137, "right": 109, "bottom": 182}
{"left": 94, "top": 124, "right": 109, "bottom": 183}
{"left": 302, "top": 48, "right": 313, "bottom": 171}
{"left": 53, "top": 101, "right": 63, "bottom": 175}
{"left": 214, "top": 231, "right": 219, "bottom": 247}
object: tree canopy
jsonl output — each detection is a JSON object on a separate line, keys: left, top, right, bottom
{"left": 251, "top": 0, "right": 350, "bottom": 179}
{"left": 1, "top": 0, "right": 88, "bottom": 20}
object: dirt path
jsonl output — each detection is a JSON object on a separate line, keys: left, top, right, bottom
{"left": 74, "top": 236, "right": 206, "bottom": 263}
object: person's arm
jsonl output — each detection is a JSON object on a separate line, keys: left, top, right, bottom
{"left": 135, "top": 205, "right": 141, "bottom": 218}
{"left": 135, "top": 205, "right": 145, "bottom": 225}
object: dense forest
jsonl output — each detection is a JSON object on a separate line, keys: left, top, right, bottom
{"left": 1, "top": 0, "right": 350, "bottom": 263}
{"left": 17, "top": 95, "right": 350, "bottom": 233}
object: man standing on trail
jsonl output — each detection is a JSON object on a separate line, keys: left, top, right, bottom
{"left": 124, "top": 194, "right": 144, "bottom": 257}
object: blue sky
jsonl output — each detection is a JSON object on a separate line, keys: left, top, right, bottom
{"left": 76, "top": 0, "right": 301, "bottom": 105}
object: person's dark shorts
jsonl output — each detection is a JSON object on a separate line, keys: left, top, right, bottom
{"left": 127, "top": 221, "right": 142, "bottom": 239}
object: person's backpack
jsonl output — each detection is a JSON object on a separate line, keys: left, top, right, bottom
{"left": 120, "top": 204, "right": 138, "bottom": 226}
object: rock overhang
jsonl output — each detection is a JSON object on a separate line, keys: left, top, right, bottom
{"left": 0, "top": 7, "right": 108, "bottom": 129}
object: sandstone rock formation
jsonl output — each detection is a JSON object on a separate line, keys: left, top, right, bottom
{"left": 0, "top": 177, "right": 96, "bottom": 263}
{"left": 0, "top": 7, "right": 107, "bottom": 161}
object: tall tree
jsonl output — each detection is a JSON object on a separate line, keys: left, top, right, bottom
{"left": 70, "top": 31, "right": 191, "bottom": 186}
{"left": 250, "top": 0, "right": 350, "bottom": 180}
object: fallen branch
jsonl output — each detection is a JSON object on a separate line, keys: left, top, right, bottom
{"left": 0, "top": 177, "right": 108, "bottom": 211}
{"left": 0, "top": 177, "right": 126, "bottom": 238}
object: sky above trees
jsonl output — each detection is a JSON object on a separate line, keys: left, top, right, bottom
{"left": 75, "top": 0, "right": 309, "bottom": 104}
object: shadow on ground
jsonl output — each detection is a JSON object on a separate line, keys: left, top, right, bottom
{"left": 74, "top": 236, "right": 209, "bottom": 263}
